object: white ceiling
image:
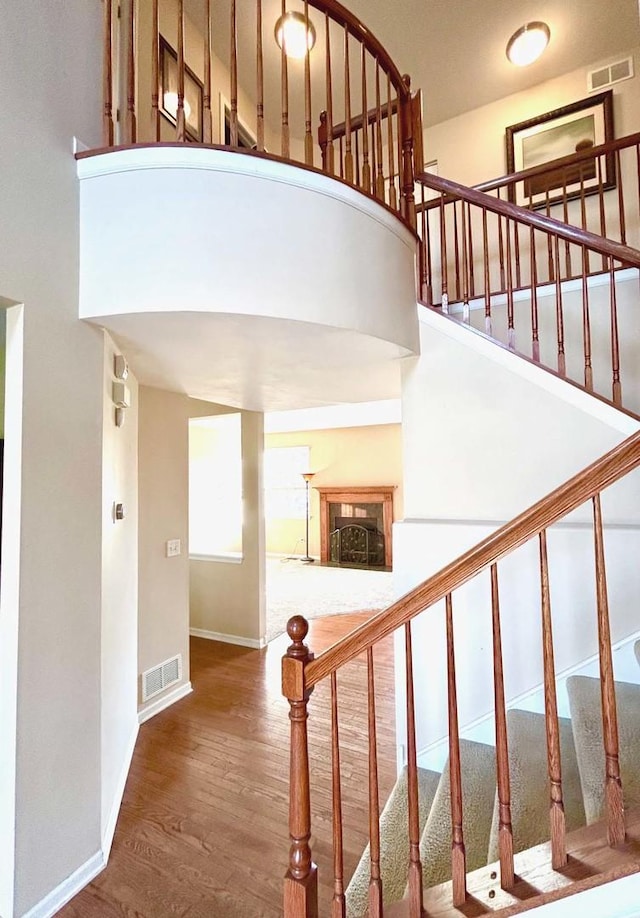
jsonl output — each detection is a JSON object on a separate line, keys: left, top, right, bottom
{"left": 189, "top": 0, "right": 640, "bottom": 128}
{"left": 99, "top": 312, "right": 408, "bottom": 412}
{"left": 344, "top": 0, "right": 640, "bottom": 126}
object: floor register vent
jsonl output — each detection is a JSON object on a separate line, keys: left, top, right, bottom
{"left": 142, "top": 654, "right": 182, "bottom": 702}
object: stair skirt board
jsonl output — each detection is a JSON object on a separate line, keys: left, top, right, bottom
{"left": 487, "top": 710, "right": 585, "bottom": 863}
{"left": 345, "top": 765, "right": 440, "bottom": 918}
{"left": 567, "top": 675, "right": 640, "bottom": 824}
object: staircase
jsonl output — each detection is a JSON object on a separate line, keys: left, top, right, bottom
{"left": 282, "top": 141, "right": 640, "bottom": 916}
{"left": 345, "top": 670, "right": 640, "bottom": 915}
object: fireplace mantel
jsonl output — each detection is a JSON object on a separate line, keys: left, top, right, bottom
{"left": 315, "top": 486, "right": 395, "bottom": 567}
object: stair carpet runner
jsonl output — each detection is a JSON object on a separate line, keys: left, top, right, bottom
{"left": 346, "top": 661, "right": 640, "bottom": 916}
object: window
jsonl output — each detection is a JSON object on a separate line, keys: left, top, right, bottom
{"left": 264, "top": 446, "right": 310, "bottom": 519}
{"left": 189, "top": 414, "right": 242, "bottom": 557}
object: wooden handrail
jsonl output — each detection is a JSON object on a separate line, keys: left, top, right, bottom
{"left": 305, "top": 430, "right": 640, "bottom": 687}
{"left": 416, "top": 133, "right": 640, "bottom": 207}
{"left": 415, "top": 171, "right": 640, "bottom": 268}
{"left": 327, "top": 97, "right": 399, "bottom": 140}
{"left": 474, "top": 131, "right": 640, "bottom": 198}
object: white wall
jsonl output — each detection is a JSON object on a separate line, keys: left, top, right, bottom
{"left": 395, "top": 307, "right": 640, "bottom": 762}
{"left": 138, "top": 386, "right": 193, "bottom": 708}
{"left": 137, "top": 387, "right": 228, "bottom": 718}
{"left": 424, "top": 48, "right": 640, "bottom": 188}
{"left": 466, "top": 272, "right": 640, "bottom": 416}
{"left": 0, "top": 303, "right": 23, "bottom": 918}
{"left": 0, "top": 2, "right": 113, "bottom": 914}
{"left": 101, "top": 336, "right": 139, "bottom": 848}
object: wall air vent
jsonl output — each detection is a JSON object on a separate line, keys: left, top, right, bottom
{"left": 588, "top": 56, "right": 633, "bottom": 92}
{"left": 142, "top": 654, "right": 182, "bottom": 702}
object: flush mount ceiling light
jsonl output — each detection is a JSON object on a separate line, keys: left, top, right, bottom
{"left": 506, "top": 21, "right": 550, "bottom": 67}
{"left": 274, "top": 10, "right": 316, "bottom": 60}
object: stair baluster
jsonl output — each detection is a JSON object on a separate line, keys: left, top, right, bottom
{"left": 482, "top": 209, "right": 491, "bottom": 335}
{"left": 539, "top": 530, "right": 568, "bottom": 868}
{"left": 530, "top": 225, "right": 540, "bottom": 362}
{"left": 440, "top": 193, "right": 449, "bottom": 313}
{"left": 150, "top": 0, "right": 160, "bottom": 141}
{"left": 592, "top": 495, "right": 626, "bottom": 847}
{"left": 445, "top": 594, "right": 467, "bottom": 905}
{"left": 343, "top": 26, "right": 353, "bottom": 184}
{"left": 490, "top": 563, "right": 515, "bottom": 888}
{"left": 367, "top": 647, "right": 383, "bottom": 916}
{"left": 203, "top": 0, "right": 213, "bottom": 143}
{"left": 609, "top": 258, "right": 622, "bottom": 406}
{"left": 102, "top": 0, "right": 114, "bottom": 146}
{"left": 404, "top": 622, "right": 425, "bottom": 916}
{"left": 505, "top": 217, "right": 515, "bottom": 349}
{"left": 553, "top": 235, "right": 566, "bottom": 377}
{"left": 127, "top": 0, "right": 137, "bottom": 143}
{"left": 280, "top": 0, "right": 289, "bottom": 157}
{"left": 330, "top": 672, "right": 346, "bottom": 918}
{"left": 581, "top": 246, "right": 594, "bottom": 391}
{"left": 303, "top": 1, "right": 313, "bottom": 165}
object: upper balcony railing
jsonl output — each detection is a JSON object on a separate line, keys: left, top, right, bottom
{"left": 101, "top": 0, "right": 421, "bottom": 226}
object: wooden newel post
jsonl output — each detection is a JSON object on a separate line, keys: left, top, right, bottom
{"left": 400, "top": 74, "right": 416, "bottom": 230}
{"left": 283, "top": 616, "right": 318, "bottom": 918}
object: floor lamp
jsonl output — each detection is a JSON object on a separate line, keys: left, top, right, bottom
{"left": 301, "top": 472, "right": 315, "bottom": 562}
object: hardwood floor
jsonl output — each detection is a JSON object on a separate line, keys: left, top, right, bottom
{"left": 61, "top": 612, "right": 396, "bottom": 917}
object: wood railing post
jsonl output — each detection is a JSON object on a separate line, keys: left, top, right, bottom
{"left": 592, "top": 495, "right": 626, "bottom": 847}
{"left": 102, "top": 0, "right": 114, "bottom": 146}
{"left": 283, "top": 616, "right": 318, "bottom": 918}
{"left": 127, "top": 0, "right": 137, "bottom": 143}
{"left": 318, "top": 111, "right": 329, "bottom": 172}
{"left": 400, "top": 74, "right": 416, "bottom": 229}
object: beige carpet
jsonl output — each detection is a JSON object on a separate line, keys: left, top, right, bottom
{"left": 345, "top": 765, "right": 441, "bottom": 918}
{"left": 265, "top": 557, "right": 394, "bottom": 642}
{"left": 567, "top": 675, "right": 640, "bottom": 823}
{"left": 487, "top": 710, "right": 584, "bottom": 862}
{"left": 417, "top": 739, "right": 496, "bottom": 890}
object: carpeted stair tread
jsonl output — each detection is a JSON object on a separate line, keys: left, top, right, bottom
{"left": 417, "top": 739, "right": 496, "bottom": 891}
{"left": 567, "top": 675, "right": 640, "bottom": 824}
{"left": 487, "top": 709, "right": 585, "bottom": 863}
{"left": 345, "top": 765, "right": 440, "bottom": 918}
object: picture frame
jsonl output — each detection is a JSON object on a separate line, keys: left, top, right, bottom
{"left": 505, "top": 90, "right": 615, "bottom": 207}
{"left": 159, "top": 36, "right": 204, "bottom": 142}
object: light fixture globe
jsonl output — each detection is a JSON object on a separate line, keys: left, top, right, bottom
{"left": 274, "top": 10, "right": 316, "bottom": 60}
{"left": 506, "top": 21, "right": 550, "bottom": 67}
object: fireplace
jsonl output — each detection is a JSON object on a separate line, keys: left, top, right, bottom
{"left": 316, "top": 486, "right": 395, "bottom": 568}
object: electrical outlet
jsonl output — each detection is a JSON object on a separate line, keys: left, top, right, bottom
{"left": 166, "top": 539, "right": 181, "bottom": 557}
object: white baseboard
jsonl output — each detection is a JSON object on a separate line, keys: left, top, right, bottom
{"left": 138, "top": 681, "right": 193, "bottom": 725}
{"left": 101, "top": 720, "right": 139, "bottom": 859}
{"left": 21, "top": 850, "right": 105, "bottom": 918}
{"left": 189, "top": 627, "right": 266, "bottom": 649}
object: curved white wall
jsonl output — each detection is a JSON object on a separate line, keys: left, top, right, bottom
{"left": 78, "top": 148, "right": 418, "bottom": 408}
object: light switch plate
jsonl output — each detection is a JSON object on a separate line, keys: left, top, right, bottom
{"left": 166, "top": 539, "right": 181, "bottom": 557}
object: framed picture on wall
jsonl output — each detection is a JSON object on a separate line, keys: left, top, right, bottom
{"left": 505, "top": 90, "right": 615, "bottom": 208}
{"left": 159, "top": 36, "right": 204, "bottom": 142}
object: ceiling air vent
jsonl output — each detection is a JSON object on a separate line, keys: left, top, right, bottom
{"left": 588, "top": 56, "right": 634, "bottom": 92}
{"left": 142, "top": 654, "right": 182, "bottom": 702}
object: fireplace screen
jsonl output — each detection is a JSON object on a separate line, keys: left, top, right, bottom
{"left": 328, "top": 502, "right": 385, "bottom": 567}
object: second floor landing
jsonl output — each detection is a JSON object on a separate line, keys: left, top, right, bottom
{"left": 77, "top": 146, "right": 419, "bottom": 410}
